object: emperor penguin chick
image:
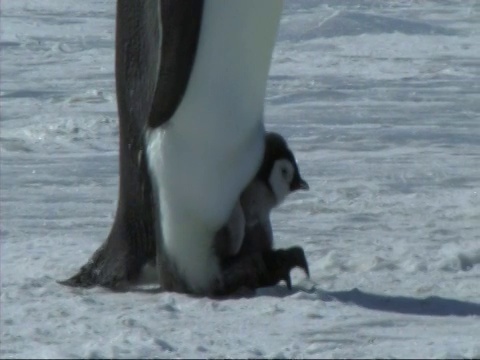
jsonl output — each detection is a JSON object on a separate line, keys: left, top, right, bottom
{"left": 243, "top": 131, "right": 309, "bottom": 254}
{"left": 215, "top": 131, "right": 309, "bottom": 258}
{"left": 213, "top": 132, "right": 310, "bottom": 294}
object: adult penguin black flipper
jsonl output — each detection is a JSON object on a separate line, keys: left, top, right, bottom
{"left": 59, "top": 1, "right": 204, "bottom": 289}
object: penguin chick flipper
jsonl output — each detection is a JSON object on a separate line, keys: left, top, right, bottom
{"left": 212, "top": 246, "right": 310, "bottom": 296}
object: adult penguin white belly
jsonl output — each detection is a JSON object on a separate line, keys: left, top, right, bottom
{"left": 59, "top": 0, "right": 284, "bottom": 295}
{"left": 147, "top": 1, "right": 284, "bottom": 294}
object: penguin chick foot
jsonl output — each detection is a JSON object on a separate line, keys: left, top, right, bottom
{"left": 214, "top": 246, "right": 310, "bottom": 296}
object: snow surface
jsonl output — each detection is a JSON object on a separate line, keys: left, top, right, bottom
{"left": 1, "top": 0, "right": 480, "bottom": 358}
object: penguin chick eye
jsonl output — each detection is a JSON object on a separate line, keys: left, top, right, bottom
{"left": 281, "top": 167, "right": 288, "bottom": 178}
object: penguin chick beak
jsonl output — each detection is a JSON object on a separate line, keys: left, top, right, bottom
{"left": 291, "top": 178, "right": 309, "bottom": 191}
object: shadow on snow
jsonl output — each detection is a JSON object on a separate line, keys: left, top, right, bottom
{"left": 257, "top": 285, "right": 480, "bottom": 317}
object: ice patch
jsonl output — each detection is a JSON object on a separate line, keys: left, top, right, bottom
{"left": 437, "top": 245, "right": 480, "bottom": 272}
{"left": 315, "top": 11, "right": 457, "bottom": 38}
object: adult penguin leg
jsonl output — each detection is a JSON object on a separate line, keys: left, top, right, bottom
{"left": 59, "top": 1, "right": 204, "bottom": 288}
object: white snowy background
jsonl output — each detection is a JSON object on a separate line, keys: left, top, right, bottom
{"left": 1, "top": 0, "right": 480, "bottom": 358}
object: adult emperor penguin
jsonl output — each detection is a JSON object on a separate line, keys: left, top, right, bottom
{"left": 60, "top": 0, "right": 308, "bottom": 295}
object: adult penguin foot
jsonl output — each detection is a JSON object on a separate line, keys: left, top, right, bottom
{"left": 57, "top": 239, "right": 148, "bottom": 290}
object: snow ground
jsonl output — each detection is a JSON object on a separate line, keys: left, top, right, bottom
{"left": 1, "top": 0, "right": 480, "bottom": 358}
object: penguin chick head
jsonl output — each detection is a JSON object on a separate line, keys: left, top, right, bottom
{"left": 257, "top": 132, "right": 309, "bottom": 205}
